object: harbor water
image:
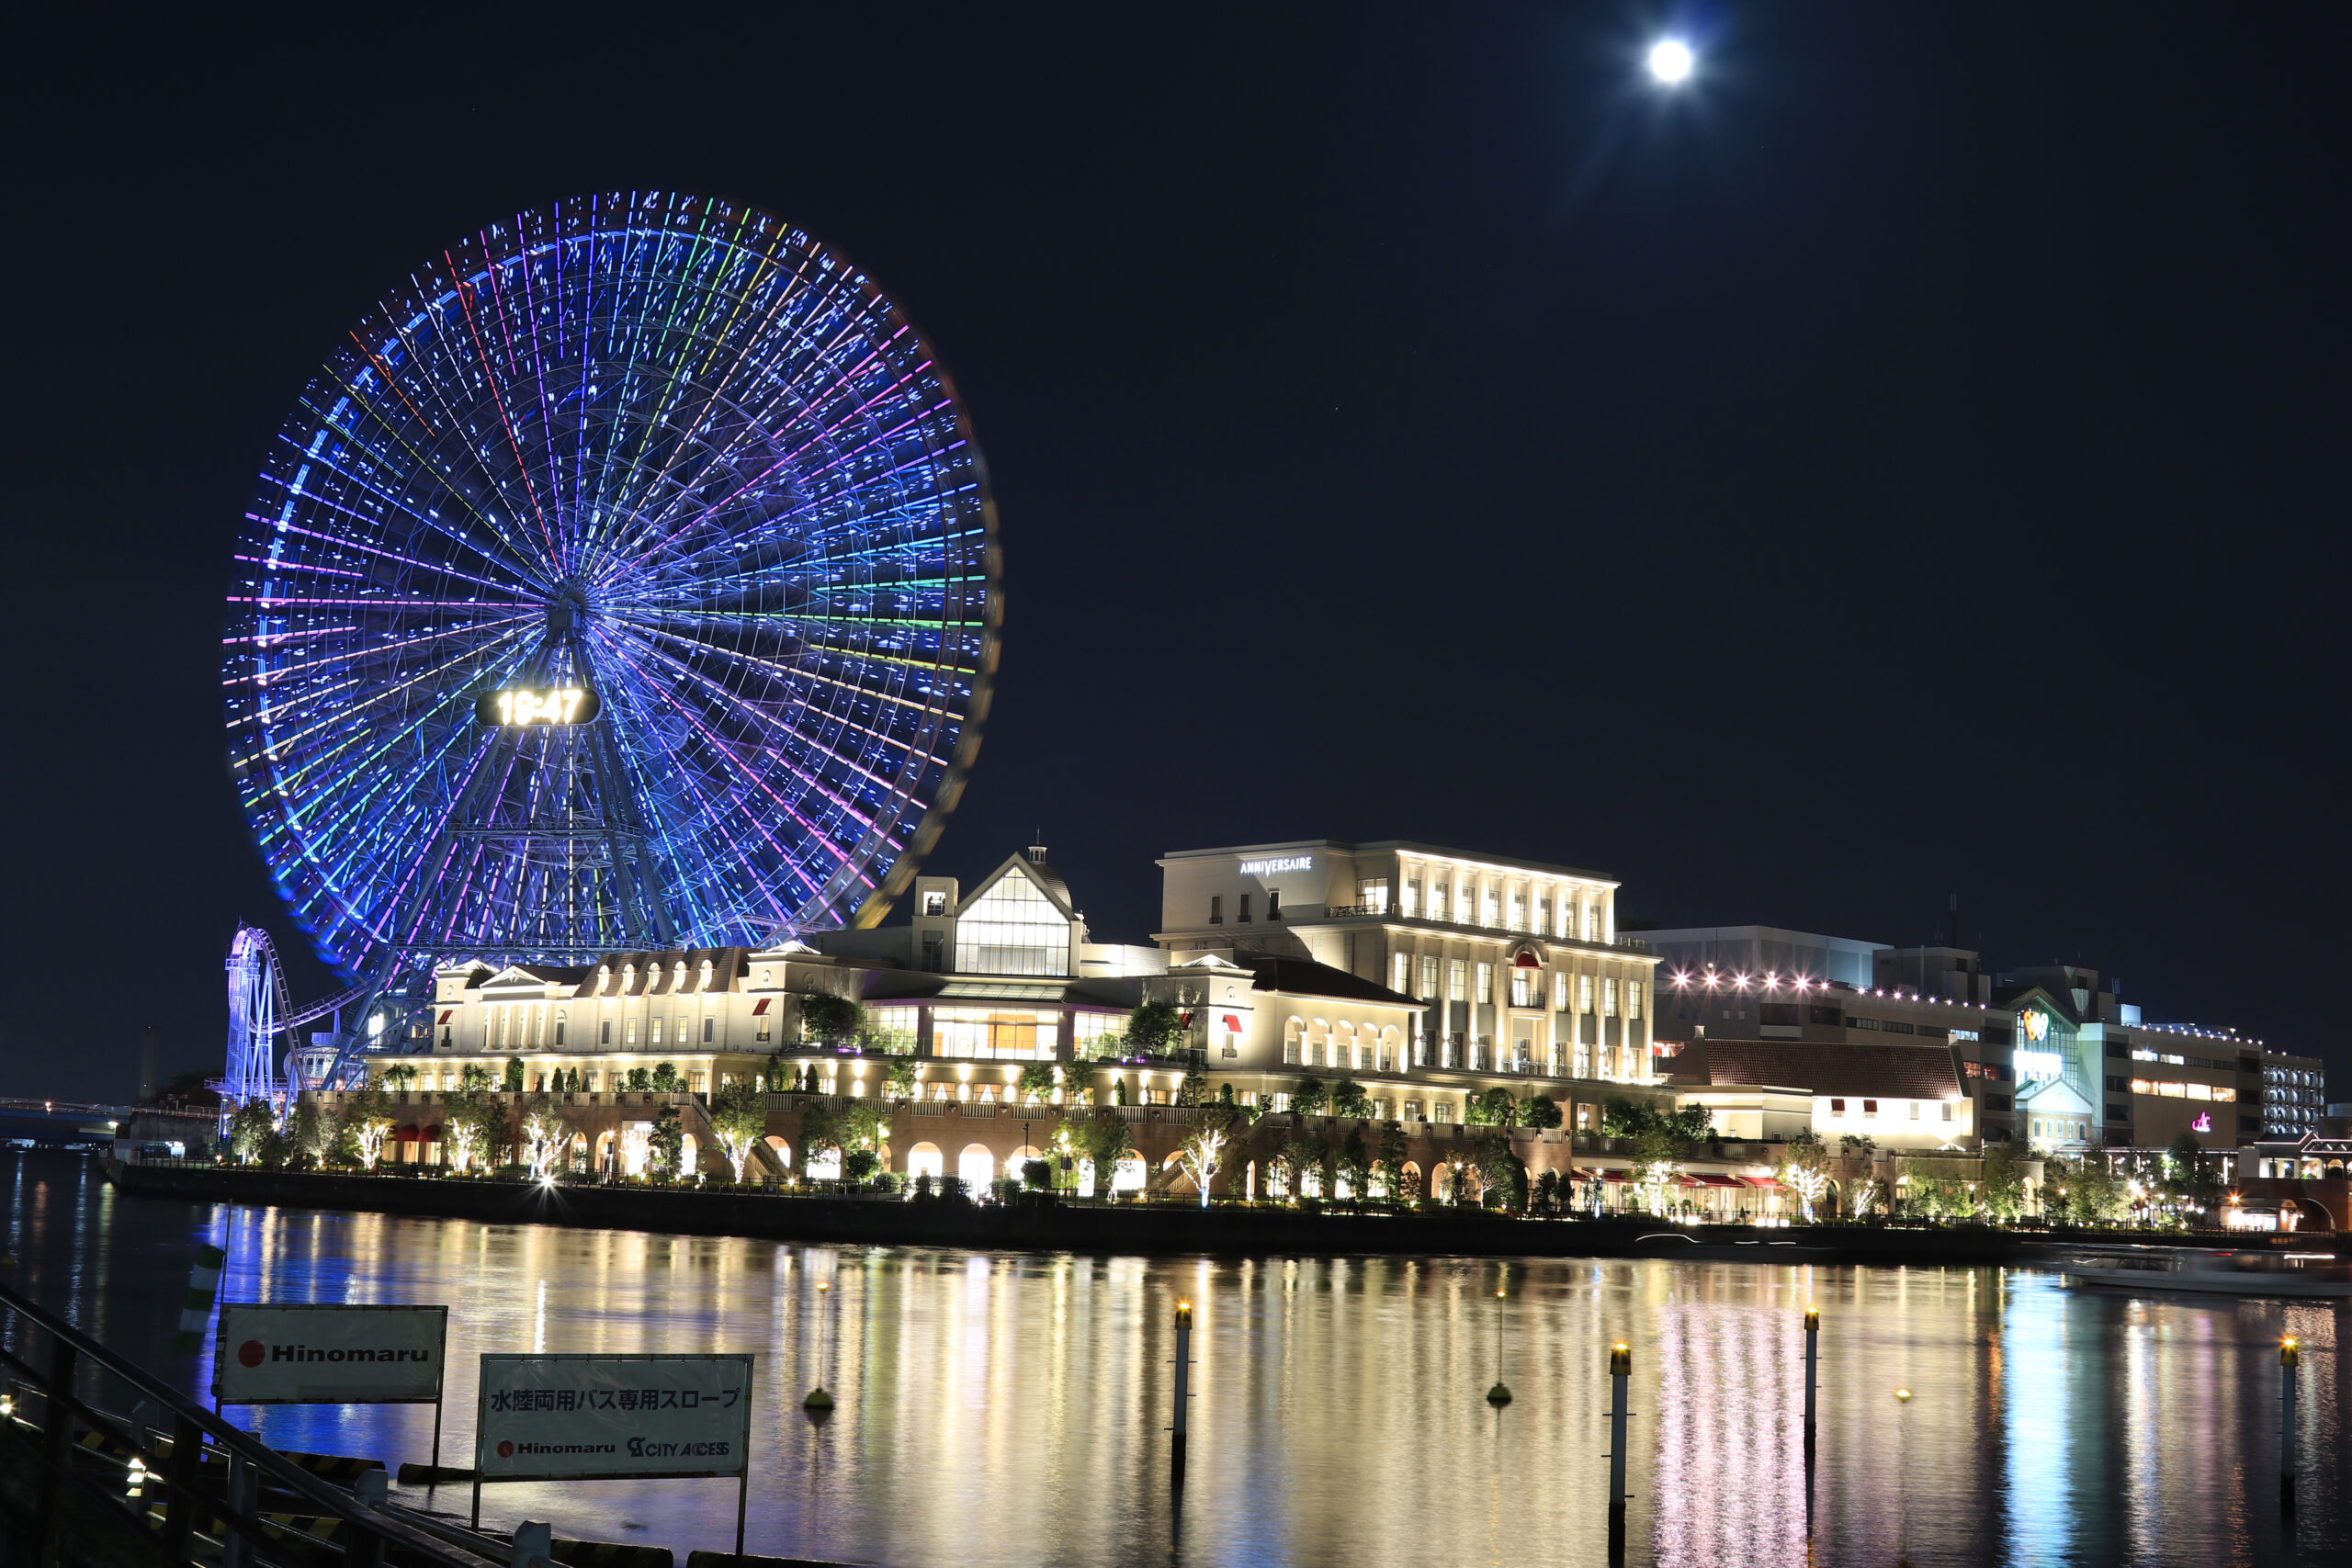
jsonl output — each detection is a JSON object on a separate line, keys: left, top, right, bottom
{"left": 5, "top": 1151, "right": 2342, "bottom": 1566}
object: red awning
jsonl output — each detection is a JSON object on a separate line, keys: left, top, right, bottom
{"left": 1745, "top": 1176, "right": 1780, "bottom": 1189}
{"left": 1223, "top": 1014, "right": 1242, "bottom": 1032}
{"left": 1690, "top": 1174, "right": 1747, "bottom": 1189}
{"left": 437, "top": 1010, "right": 452, "bottom": 1024}
{"left": 1513, "top": 953, "right": 1541, "bottom": 967}
{"left": 392, "top": 1125, "right": 421, "bottom": 1143}
{"left": 752, "top": 998, "right": 771, "bottom": 1016}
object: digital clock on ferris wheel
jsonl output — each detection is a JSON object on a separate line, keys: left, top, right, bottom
{"left": 475, "top": 686, "right": 602, "bottom": 726}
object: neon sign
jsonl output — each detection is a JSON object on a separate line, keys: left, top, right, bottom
{"left": 2016, "top": 1049, "right": 2063, "bottom": 1082}
{"left": 476, "top": 687, "right": 600, "bottom": 726}
{"left": 2019, "top": 1010, "right": 2051, "bottom": 1043}
{"left": 2191, "top": 1111, "right": 2212, "bottom": 1133}
{"left": 1238, "top": 856, "right": 1313, "bottom": 876}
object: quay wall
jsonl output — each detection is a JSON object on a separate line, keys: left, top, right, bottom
{"left": 102, "top": 1160, "right": 2064, "bottom": 1265}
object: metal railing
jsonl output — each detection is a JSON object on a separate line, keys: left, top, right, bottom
{"left": 0, "top": 1277, "right": 499, "bottom": 1567}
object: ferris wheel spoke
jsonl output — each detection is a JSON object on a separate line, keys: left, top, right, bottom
{"left": 602, "top": 620, "right": 942, "bottom": 799}
{"left": 579, "top": 285, "right": 887, "bottom": 574}
{"left": 594, "top": 628, "right": 885, "bottom": 878}
{"left": 231, "top": 195, "right": 995, "bottom": 976}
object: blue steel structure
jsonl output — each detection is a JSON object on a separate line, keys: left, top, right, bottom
{"left": 223, "top": 194, "right": 1000, "bottom": 1070}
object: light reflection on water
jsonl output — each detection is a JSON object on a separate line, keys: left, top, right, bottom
{"left": 3, "top": 1152, "right": 2342, "bottom": 1567}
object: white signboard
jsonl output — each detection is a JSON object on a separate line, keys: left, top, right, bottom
{"left": 214, "top": 1303, "right": 447, "bottom": 1405}
{"left": 476, "top": 1354, "right": 754, "bottom": 1483}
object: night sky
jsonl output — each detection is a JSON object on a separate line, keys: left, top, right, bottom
{"left": 5, "top": 5, "right": 2344, "bottom": 1103}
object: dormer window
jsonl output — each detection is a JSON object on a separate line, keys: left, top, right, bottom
{"left": 595, "top": 964, "right": 612, "bottom": 996}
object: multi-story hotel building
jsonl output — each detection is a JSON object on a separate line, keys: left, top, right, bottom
{"left": 1155, "top": 840, "right": 1661, "bottom": 1089}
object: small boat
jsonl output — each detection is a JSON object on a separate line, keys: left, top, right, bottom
{"left": 2057, "top": 1247, "right": 2352, "bottom": 1299}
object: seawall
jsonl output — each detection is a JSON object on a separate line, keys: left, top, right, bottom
{"left": 107, "top": 1161, "right": 2058, "bottom": 1265}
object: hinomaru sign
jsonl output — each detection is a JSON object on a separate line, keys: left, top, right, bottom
{"left": 476, "top": 1354, "right": 754, "bottom": 1482}
{"left": 214, "top": 1303, "right": 447, "bottom": 1405}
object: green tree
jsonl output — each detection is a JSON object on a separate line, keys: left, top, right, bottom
{"left": 1124, "top": 1001, "right": 1185, "bottom": 1055}
{"left": 289, "top": 1100, "right": 342, "bottom": 1168}
{"left": 1176, "top": 1068, "right": 1210, "bottom": 1108}
{"left": 626, "top": 1066, "right": 651, "bottom": 1091}
{"left": 799, "top": 992, "right": 862, "bottom": 1045}
{"left": 1022, "top": 1157, "right": 1054, "bottom": 1190}
{"left": 1523, "top": 1096, "right": 1564, "bottom": 1131}
{"left": 1600, "top": 1099, "right": 1664, "bottom": 1138}
{"left": 1978, "top": 1144, "right": 2028, "bottom": 1222}
{"left": 2055, "top": 1156, "right": 2129, "bottom": 1225}
{"left": 648, "top": 1105, "right": 684, "bottom": 1177}
{"left": 1289, "top": 1080, "right": 1330, "bottom": 1117}
{"left": 1086, "top": 1113, "right": 1138, "bottom": 1194}
{"left": 1338, "top": 1124, "right": 1374, "bottom": 1201}
{"left": 379, "top": 1064, "right": 419, "bottom": 1091}
{"left": 1330, "top": 1079, "right": 1372, "bottom": 1120}
{"left": 1464, "top": 1088, "right": 1512, "bottom": 1127}
{"left": 842, "top": 1148, "right": 880, "bottom": 1183}
{"left": 2165, "top": 1133, "right": 2224, "bottom": 1213}
{"left": 228, "top": 1100, "right": 276, "bottom": 1165}
{"left": 1017, "top": 1061, "right": 1060, "bottom": 1105}
{"left": 1468, "top": 1132, "right": 1528, "bottom": 1210}
{"left": 1374, "top": 1121, "right": 1408, "bottom": 1201}
{"left": 650, "top": 1062, "right": 682, "bottom": 1093}
{"left": 503, "top": 1056, "right": 526, "bottom": 1093}
{"left": 458, "top": 1063, "right": 493, "bottom": 1092}
{"left": 1839, "top": 1133, "right": 1877, "bottom": 1156}
{"left": 707, "top": 1078, "right": 769, "bottom": 1181}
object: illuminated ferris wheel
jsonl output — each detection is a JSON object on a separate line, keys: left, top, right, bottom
{"left": 225, "top": 193, "right": 1000, "bottom": 1004}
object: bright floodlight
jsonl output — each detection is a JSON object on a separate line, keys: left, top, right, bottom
{"left": 1647, "top": 38, "right": 1695, "bottom": 85}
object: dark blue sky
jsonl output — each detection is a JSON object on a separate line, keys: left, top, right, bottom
{"left": 4, "top": 3, "right": 2344, "bottom": 1101}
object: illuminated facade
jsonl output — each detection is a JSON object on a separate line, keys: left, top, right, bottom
{"left": 1157, "top": 840, "right": 1661, "bottom": 1090}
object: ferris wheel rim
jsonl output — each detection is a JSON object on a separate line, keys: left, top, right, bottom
{"left": 225, "top": 192, "right": 1001, "bottom": 982}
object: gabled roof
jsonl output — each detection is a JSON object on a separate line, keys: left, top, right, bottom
{"left": 956, "top": 852, "right": 1078, "bottom": 922}
{"left": 1701, "top": 1041, "right": 1962, "bottom": 1100}
{"left": 2016, "top": 1076, "right": 2096, "bottom": 1116}
{"left": 1237, "top": 954, "right": 1419, "bottom": 1009}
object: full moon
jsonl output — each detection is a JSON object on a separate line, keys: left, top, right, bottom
{"left": 1647, "top": 38, "right": 1695, "bottom": 85}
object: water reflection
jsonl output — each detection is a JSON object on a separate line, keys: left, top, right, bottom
{"left": 2, "top": 1152, "right": 2341, "bottom": 1566}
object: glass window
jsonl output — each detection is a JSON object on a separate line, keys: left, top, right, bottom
{"left": 1554, "top": 971, "right": 1569, "bottom": 1010}
{"left": 955, "top": 871, "right": 1071, "bottom": 976}
{"left": 922, "top": 890, "right": 948, "bottom": 916}
{"left": 1401, "top": 880, "right": 1420, "bottom": 917}
{"left": 1483, "top": 889, "right": 1500, "bottom": 928}
{"left": 626, "top": 1016, "right": 638, "bottom": 1045}
{"left": 651, "top": 1017, "right": 663, "bottom": 1045}
{"left": 1433, "top": 1100, "right": 1454, "bottom": 1124}
{"left": 1578, "top": 975, "right": 1594, "bottom": 1014}
{"left": 1238, "top": 894, "right": 1252, "bottom": 924}
{"left": 600, "top": 1019, "right": 612, "bottom": 1045}
{"left": 1510, "top": 895, "right": 1527, "bottom": 931}
{"left": 1448, "top": 960, "right": 1466, "bottom": 1002}
{"left": 1420, "top": 954, "right": 1439, "bottom": 998}
{"left": 1432, "top": 885, "right": 1449, "bottom": 921}
{"left": 702, "top": 1016, "right": 715, "bottom": 1044}
{"left": 1392, "top": 953, "right": 1410, "bottom": 992}
{"left": 1584, "top": 907, "right": 1599, "bottom": 941}
{"left": 1476, "top": 963, "right": 1493, "bottom": 1004}
{"left": 933, "top": 1007, "right": 1061, "bottom": 1060}
{"left": 1538, "top": 897, "right": 1552, "bottom": 934}
{"left": 1267, "top": 887, "right": 1283, "bottom": 920}
{"left": 1209, "top": 895, "right": 1223, "bottom": 925}
{"left": 1628, "top": 981, "right": 1643, "bottom": 1021}
{"left": 1602, "top": 978, "right": 1618, "bottom": 1017}
{"left": 1510, "top": 968, "right": 1533, "bottom": 1008}
{"left": 1357, "top": 878, "right": 1388, "bottom": 913}
{"left": 554, "top": 1011, "right": 566, "bottom": 1046}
